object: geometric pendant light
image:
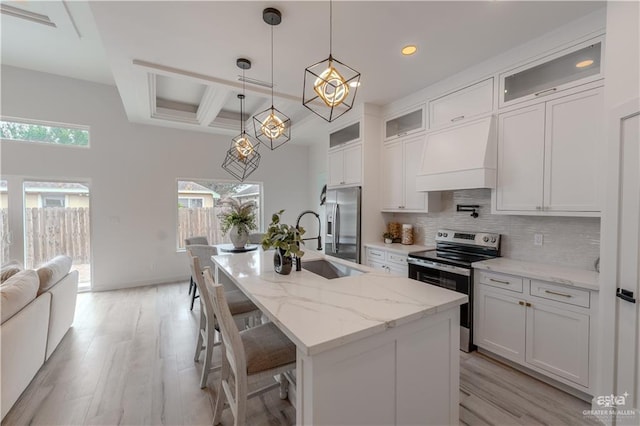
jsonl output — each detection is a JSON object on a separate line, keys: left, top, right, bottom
{"left": 253, "top": 7, "right": 291, "bottom": 150}
{"left": 303, "top": 0, "right": 360, "bottom": 122}
{"left": 222, "top": 59, "right": 261, "bottom": 181}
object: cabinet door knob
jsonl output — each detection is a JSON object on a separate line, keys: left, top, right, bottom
{"left": 525, "top": 302, "right": 532, "bottom": 307}
{"left": 518, "top": 301, "right": 525, "bottom": 306}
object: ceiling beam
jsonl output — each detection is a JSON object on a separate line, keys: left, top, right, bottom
{"left": 133, "top": 59, "right": 301, "bottom": 103}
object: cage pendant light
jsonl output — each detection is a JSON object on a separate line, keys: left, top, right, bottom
{"left": 303, "top": 0, "right": 360, "bottom": 122}
{"left": 253, "top": 8, "right": 291, "bottom": 150}
{"left": 222, "top": 59, "right": 261, "bottom": 181}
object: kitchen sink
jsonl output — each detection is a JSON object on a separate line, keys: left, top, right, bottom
{"left": 301, "top": 259, "right": 365, "bottom": 280}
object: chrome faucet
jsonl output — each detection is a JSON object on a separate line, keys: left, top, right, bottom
{"left": 295, "top": 210, "right": 322, "bottom": 251}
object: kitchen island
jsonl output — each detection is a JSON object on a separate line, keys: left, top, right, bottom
{"left": 212, "top": 249, "right": 467, "bottom": 425}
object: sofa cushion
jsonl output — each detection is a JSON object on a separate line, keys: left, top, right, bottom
{"left": 0, "top": 261, "right": 22, "bottom": 283}
{"left": 36, "top": 255, "right": 72, "bottom": 295}
{"left": 0, "top": 269, "right": 40, "bottom": 324}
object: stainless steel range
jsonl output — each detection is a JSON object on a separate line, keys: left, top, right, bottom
{"left": 408, "top": 229, "right": 501, "bottom": 352}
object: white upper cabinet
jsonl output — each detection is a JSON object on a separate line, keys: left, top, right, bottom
{"left": 496, "top": 104, "right": 546, "bottom": 212}
{"left": 543, "top": 88, "right": 603, "bottom": 212}
{"left": 495, "top": 86, "right": 603, "bottom": 215}
{"left": 381, "top": 134, "right": 440, "bottom": 212}
{"left": 328, "top": 143, "right": 362, "bottom": 187}
{"left": 381, "top": 141, "right": 404, "bottom": 210}
{"left": 328, "top": 121, "right": 363, "bottom": 188}
{"left": 429, "top": 78, "right": 494, "bottom": 129}
{"left": 384, "top": 104, "right": 426, "bottom": 141}
{"left": 499, "top": 37, "right": 603, "bottom": 108}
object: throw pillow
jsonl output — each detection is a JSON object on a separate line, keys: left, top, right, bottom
{"left": 1, "top": 269, "right": 39, "bottom": 324}
{"left": 0, "top": 260, "right": 22, "bottom": 283}
{"left": 36, "top": 255, "right": 73, "bottom": 295}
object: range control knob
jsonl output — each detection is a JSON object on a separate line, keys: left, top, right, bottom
{"left": 483, "top": 236, "right": 489, "bottom": 243}
{"left": 437, "top": 232, "right": 442, "bottom": 237}
{"left": 491, "top": 237, "right": 497, "bottom": 243}
{"left": 443, "top": 233, "right": 448, "bottom": 237}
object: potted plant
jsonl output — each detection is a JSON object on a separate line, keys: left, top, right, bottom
{"left": 383, "top": 232, "right": 394, "bottom": 244}
{"left": 220, "top": 197, "right": 257, "bottom": 249}
{"left": 261, "top": 210, "right": 305, "bottom": 275}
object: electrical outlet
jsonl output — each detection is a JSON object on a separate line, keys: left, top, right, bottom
{"left": 534, "top": 233, "right": 543, "bottom": 246}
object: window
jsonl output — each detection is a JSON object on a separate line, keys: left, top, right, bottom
{"left": 177, "top": 180, "right": 262, "bottom": 249}
{"left": 42, "top": 194, "right": 66, "bottom": 208}
{"left": 178, "top": 197, "right": 204, "bottom": 208}
{"left": 0, "top": 118, "right": 89, "bottom": 147}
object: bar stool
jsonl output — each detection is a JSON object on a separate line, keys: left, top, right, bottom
{"left": 203, "top": 269, "right": 296, "bottom": 426}
{"left": 187, "top": 252, "right": 260, "bottom": 389}
{"left": 184, "top": 236, "right": 209, "bottom": 309}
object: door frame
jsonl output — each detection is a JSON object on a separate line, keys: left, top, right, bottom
{"left": 596, "top": 97, "right": 640, "bottom": 423}
{"left": 1, "top": 174, "right": 94, "bottom": 290}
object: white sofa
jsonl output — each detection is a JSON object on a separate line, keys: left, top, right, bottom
{"left": 0, "top": 257, "right": 79, "bottom": 420}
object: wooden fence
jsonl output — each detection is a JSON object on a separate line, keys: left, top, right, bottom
{"left": 1, "top": 208, "right": 8, "bottom": 264}
{"left": 177, "top": 207, "right": 226, "bottom": 248}
{"left": 1, "top": 206, "right": 257, "bottom": 267}
{"left": 24, "top": 207, "right": 91, "bottom": 268}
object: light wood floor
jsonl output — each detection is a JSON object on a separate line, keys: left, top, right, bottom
{"left": 3, "top": 282, "right": 598, "bottom": 425}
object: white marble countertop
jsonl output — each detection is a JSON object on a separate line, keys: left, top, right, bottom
{"left": 212, "top": 249, "right": 467, "bottom": 356}
{"left": 472, "top": 258, "right": 599, "bottom": 291}
{"left": 364, "top": 242, "right": 434, "bottom": 255}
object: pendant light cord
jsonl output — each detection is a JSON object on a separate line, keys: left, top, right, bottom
{"left": 271, "top": 23, "right": 274, "bottom": 107}
{"left": 241, "top": 67, "right": 245, "bottom": 133}
{"left": 329, "top": 0, "right": 333, "bottom": 55}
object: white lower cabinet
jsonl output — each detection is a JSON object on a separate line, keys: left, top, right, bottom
{"left": 474, "top": 270, "right": 595, "bottom": 393}
{"left": 525, "top": 301, "right": 590, "bottom": 387}
{"left": 365, "top": 247, "right": 408, "bottom": 276}
{"left": 475, "top": 287, "right": 526, "bottom": 362}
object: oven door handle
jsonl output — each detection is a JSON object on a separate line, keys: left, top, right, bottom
{"left": 407, "top": 258, "right": 471, "bottom": 277}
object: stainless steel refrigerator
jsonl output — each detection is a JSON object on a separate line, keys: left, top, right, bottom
{"left": 325, "top": 186, "right": 361, "bottom": 264}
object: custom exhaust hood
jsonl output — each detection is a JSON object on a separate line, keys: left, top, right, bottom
{"left": 416, "top": 116, "right": 497, "bottom": 192}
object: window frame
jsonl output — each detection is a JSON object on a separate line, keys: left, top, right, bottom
{"left": 0, "top": 116, "right": 90, "bottom": 148}
{"left": 176, "top": 178, "right": 264, "bottom": 252}
{"left": 41, "top": 194, "right": 66, "bottom": 208}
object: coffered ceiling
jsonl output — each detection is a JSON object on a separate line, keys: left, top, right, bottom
{"left": 1, "top": 1, "right": 605, "bottom": 144}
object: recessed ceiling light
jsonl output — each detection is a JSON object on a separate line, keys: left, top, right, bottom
{"left": 576, "top": 59, "right": 594, "bottom": 68}
{"left": 349, "top": 81, "right": 361, "bottom": 88}
{"left": 402, "top": 45, "right": 417, "bottom": 56}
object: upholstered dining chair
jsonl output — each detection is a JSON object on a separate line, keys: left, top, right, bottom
{"left": 185, "top": 236, "right": 209, "bottom": 307}
{"left": 203, "top": 269, "right": 296, "bottom": 426}
{"left": 187, "top": 252, "right": 260, "bottom": 389}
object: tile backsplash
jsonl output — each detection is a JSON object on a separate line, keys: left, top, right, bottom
{"left": 385, "top": 189, "right": 600, "bottom": 271}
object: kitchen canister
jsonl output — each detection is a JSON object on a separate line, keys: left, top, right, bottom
{"left": 401, "top": 224, "right": 414, "bottom": 245}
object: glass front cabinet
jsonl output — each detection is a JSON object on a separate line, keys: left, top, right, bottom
{"left": 384, "top": 104, "right": 426, "bottom": 141}
{"left": 499, "top": 36, "right": 603, "bottom": 108}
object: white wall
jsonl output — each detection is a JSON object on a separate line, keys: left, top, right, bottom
{"left": 1, "top": 66, "right": 311, "bottom": 291}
